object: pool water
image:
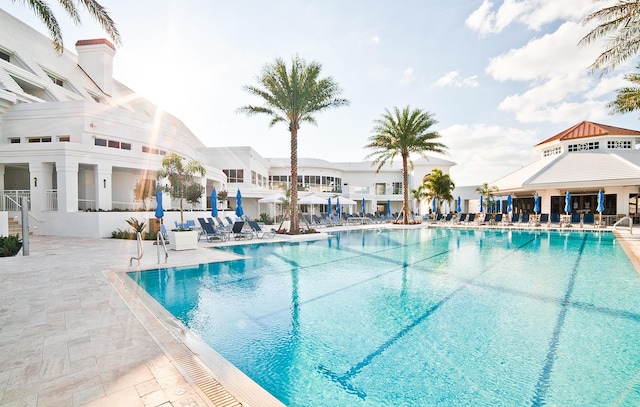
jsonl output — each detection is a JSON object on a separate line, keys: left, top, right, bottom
{"left": 128, "top": 228, "right": 640, "bottom": 406}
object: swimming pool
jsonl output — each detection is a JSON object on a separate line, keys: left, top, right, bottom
{"left": 128, "top": 228, "right": 640, "bottom": 406}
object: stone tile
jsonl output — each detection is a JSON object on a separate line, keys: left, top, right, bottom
{"left": 135, "top": 378, "right": 160, "bottom": 397}
{"left": 71, "top": 381, "right": 105, "bottom": 407}
{"left": 80, "top": 386, "right": 144, "bottom": 407}
{"left": 100, "top": 362, "right": 154, "bottom": 395}
{"left": 141, "top": 389, "right": 169, "bottom": 407}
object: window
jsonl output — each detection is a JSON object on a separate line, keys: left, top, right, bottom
{"left": 121, "top": 142, "right": 131, "bottom": 150}
{"left": 95, "top": 138, "right": 107, "bottom": 146}
{"left": 251, "top": 170, "right": 257, "bottom": 185}
{"left": 9, "top": 137, "right": 20, "bottom": 143}
{"left": 223, "top": 169, "right": 244, "bottom": 183}
{"left": 543, "top": 146, "right": 562, "bottom": 157}
{"left": 0, "top": 50, "right": 9, "bottom": 62}
{"left": 607, "top": 140, "right": 631, "bottom": 149}
{"left": 57, "top": 135, "right": 70, "bottom": 142}
{"left": 568, "top": 141, "right": 599, "bottom": 152}
{"left": 28, "top": 137, "right": 51, "bottom": 143}
{"left": 392, "top": 182, "right": 402, "bottom": 194}
{"left": 108, "top": 140, "right": 120, "bottom": 149}
{"left": 376, "top": 183, "right": 386, "bottom": 195}
{"left": 89, "top": 94, "right": 102, "bottom": 104}
{"left": 142, "top": 146, "right": 164, "bottom": 155}
{"left": 47, "top": 73, "right": 63, "bottom": 87}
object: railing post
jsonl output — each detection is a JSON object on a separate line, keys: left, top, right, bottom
{"left": 21, "top": 197, "right": 29, "bottom": 256}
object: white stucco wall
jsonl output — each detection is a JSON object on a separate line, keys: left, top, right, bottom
{"left": 0, "top": 212, "right": 8, "bottom": 237}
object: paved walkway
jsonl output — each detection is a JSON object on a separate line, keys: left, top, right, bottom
{"left": 0, "top": 224, "right": 638, "bottom": 406}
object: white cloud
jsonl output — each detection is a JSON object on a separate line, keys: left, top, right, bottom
{"left": 370, "top": 35, "right": 380, "bottom": 44}
{"left": 439, "top": 124, "right": 539, "bottom": 185}
{"left": 400, "top": 67, "right": 415, "bottom": 84}
{"left": 466, "top": 0, "right": 604, "bottom": 35}
{"left": 584, "top": 73, "right": 628, "bottom": 99}
{"left": 435, "top": 70, "right": 479, "bottom": 87}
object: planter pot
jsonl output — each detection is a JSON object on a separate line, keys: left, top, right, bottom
{"left": 168, "top": 230, "right": 198, "bottom": 251}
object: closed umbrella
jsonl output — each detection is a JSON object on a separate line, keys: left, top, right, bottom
{"left": 211, "top": 188, "right": 218, "bottom": 217}
{"left": 235, "top": 189, "right": 244, "bottom": 217}
{"left": 387, "top": 199, "right": 391, "bottom": 215}
{"left": 432, "top": 197, "right": 437, "bottom": 214}
{"left": 507, "top": 194, "right": 512, "bottom": 213}
{"left": 534, "top": 192, "right": 540, "bottom": 214}
{"left": 154, "top": 190, "right": 164, "bottom": 219}
{"left": 362, "top": 198, "right": 366, "bottom": 214}
{"left": 336, "top": 197, "right": 341, "bottom": 215}
{"left": 497, "top": 199, "right": 502, "bottom": 214}
{"left": 564, "top": 191, "right": 571, "bottom": 214}
{"left": 597, "top": 189, "right": 605, "bottom": 214}
{"left": 328, "top": 197, "right": 332, "bottom": 215}
{"left": 479, "top": 196, "right": 483, "bottom": 213}
{"left": 457, "top": 196, "right": 461, "bottom": 213}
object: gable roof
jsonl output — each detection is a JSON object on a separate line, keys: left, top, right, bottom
{"left": 535, "top": 121, "right": 640, "bottom": 147}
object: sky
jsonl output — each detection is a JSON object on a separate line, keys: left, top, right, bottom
{"left": 2, "top": 0, "right": 638, "bottom": 186}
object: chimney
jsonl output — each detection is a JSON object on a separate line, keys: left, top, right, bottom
{"left": 75, "top": 39, "right": 116, "bottom": 96}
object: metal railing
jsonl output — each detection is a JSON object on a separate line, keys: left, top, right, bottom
{"left": 130, "top": 232, "right": 144, "bottom": 266}
{"left": 157, "top": 231, "right": 168, "bottom": 264}
{"left": 1, "top": 190, "right": 31, "bottom": 211}
{"left": 46, "top": 190, "right": 58, "bottom": 211}
{"left": 614, "top": 216, "right": 633, "bottom": 234}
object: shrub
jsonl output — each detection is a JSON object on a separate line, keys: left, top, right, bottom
{"left": 0, "top": 234, "right": 22, "bottom": 257}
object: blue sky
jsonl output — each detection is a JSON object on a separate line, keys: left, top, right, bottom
{"left": 3, "top": 0, "right": 637, "bottom": 185}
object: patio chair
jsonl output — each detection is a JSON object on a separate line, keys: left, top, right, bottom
{"left": 508, "top": 213, "right": 520, "bottom": 226}
{"left": 491, "top": 213, "right": 503, "bottom": 225}
{"left": 478, "top": 213, "right": 491, "bottom": 225}
{"left": 550, "top": 213, "right": 561, "bottom": 228}
{"left": 521, "top": 212, "right": 530, "bottom": 226}
{"left": 432, "top": 213, "right": 443, "bottom": 223}
{"left": 537, "top": 213, "right": 549, "bottom": 226}
{"left": 248, "top": 220, "right": 275, "bottom": 239}
{"left": 185, "top": 219, "right": 197, "bottom": 230}
{"left": 466, "top": 213, "right": 476, "bottom": 224}
{"left": 443, "top": 213, "right": 453, "bottom": 223}
{"left": 231, "top": 221, "right": 254, "bottom": 240}
{"left": 159, "top": 224, "right": 169, "bottom": 242}
{"left": 456, "top": 213, "right": 467, "bottom": 224}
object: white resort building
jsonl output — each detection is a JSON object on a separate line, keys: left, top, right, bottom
{"left": 0, "top": 10, "right": 455, "bottom": 238}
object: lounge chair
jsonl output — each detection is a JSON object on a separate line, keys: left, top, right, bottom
{"left": 582, "top": 213, "right": 595, "bottom": 228}
{"left": 248, "top": 220, "right": 275, "bottom": 238}
{"left": 537, "top": 213, "right": 549, "bottom": 226}
{"left": 508, "top": 213, "right": 520, "bottom": 226}
{"left": 478, "top": 213, "right": 491, "bottom": 225}
{"left": 456, "top": 213, "right": 467, "bottom": 224}
{"left": 491, "top": 213, "right": 503, "bottom": 225}
{"left": 199, "top": 219, "right": 228, "bottom": 242}
{"left": 432, "top": 213, "right": 443, "bottom": 223}
{"left": 521, "top": 213, "right": 530, "bottom": 226}
{"left": 443, "top": 213, "right": 453, "bottom": 223}
{"left": 231, "top": 221, "right": 254, "bottom": 240}
{"left": 550, "top": 213, "right": 561, "bottom": 228}
{"left": 215, "top": 216, "right": 232, "bottom": 230}
{"left": 159, "top": 224, "right": 169, "bottom": 242}
{"left": 185, "top": 219, "right": 197, "bottom": 230}
{"left": 466, "top": 213, "right": 476, "bottom": 224}
{"left": 568, "top": 213, "right": 581, "bottom": 227}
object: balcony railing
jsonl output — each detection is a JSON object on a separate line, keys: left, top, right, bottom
{"left": 1, "top": 190, "right": 31, "bottom": 211}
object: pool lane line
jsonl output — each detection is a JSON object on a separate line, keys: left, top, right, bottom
{"left": 530, "top": 233, "right": 588, "bottom": 407}
{"left": 317, "top": 234, "right": 539, "bottom": 400}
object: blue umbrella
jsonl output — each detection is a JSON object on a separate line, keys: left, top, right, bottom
{"left": 211, "top": 188, "right": 218, "bottom": 217}
{"left": 497, "top": 199, "right": 502, "bottom": 213}
{"left": 564, "top": 191, "right": 571, "bottom": 214}
{"left": 457, "top": 196, "right": 461, "bottom": 213}
{"left": 432, "top": 197, "right": 437, "bottom": 213}
{"left": 336, "top": 197, "right": 341, "bottom": 215}
{"left": 507, "top": 194, "right": 512, "bottom": 212}
{"left": 534, "top": 192, "right": 540, "bottom": 214}
{"left": 328, "top": 197, "right": 332, "bottom": 215}
{"left": 387, "top": 199, "right": 391, "bottom": 215}
{"left": 597, "top": 189, "right": 605, "bottom": 214}
{"left": 154, "top": 189, "right": 164, "bottom": 219}
{"left": 362, "top": 198, "right": 366, "bottom": 213}
{"left": 235, "top": 189, "right": 244, "bottom": 217}
{"left": 479, "top": 196, "right": 483, "bottom": 213}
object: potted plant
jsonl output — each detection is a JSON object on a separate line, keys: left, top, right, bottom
{"left": 157, "top": 153, "right": 206, "bottom": 250}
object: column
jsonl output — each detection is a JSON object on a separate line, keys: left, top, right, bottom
{"left": 95, "top": 164, "right": 112, "bottom": 211}
{"left": 0, "top": 164, "right": 5, "bottom": 192}
{"left": 56, "top": 161, "right": 78, "bottom": 212}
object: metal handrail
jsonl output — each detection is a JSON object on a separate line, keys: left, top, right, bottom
{"left": 3, "top": 194, "right": 43, "bottom": 222}
{"left": 614, "top": 216, "right": 633, "bottom": 235}
{"left": 157, "top": 231, "right": 168, "bottom": 264}
{"left": 129, "top": 232, "right": 144, "bottom": 266}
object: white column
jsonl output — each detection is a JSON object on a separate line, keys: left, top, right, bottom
{"left": 29, "top": 163, "right": 54, "bottom": 212}
{"left": 57, "top": 161, "right": 79, "bottom": 212}
{"left": 95, "top": 164, "right": 112, "bottom": 211}
{"left": 0, "top": 164, "right": 5, "bottom": 191}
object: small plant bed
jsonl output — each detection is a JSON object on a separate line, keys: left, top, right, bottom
{"left": 0, "top": 234, "right": 22, "bottom": 257}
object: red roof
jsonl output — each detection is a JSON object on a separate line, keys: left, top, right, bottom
{"left": 75, "top": 39, "right": 115, "bottom": 50}
{"left": 535, "top": 121, "right": 640, "bottom": 147}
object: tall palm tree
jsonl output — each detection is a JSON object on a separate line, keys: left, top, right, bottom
{"left": 579, "top": 0, "right": 640, "bottom": 74}
{"left": 13, "top": 0, "right": 122, "bottom": 53}
{"left": 608, "top": 66, "right": 640, "bottom": 114}
{"left": 157, "top": 153, "right": 206, "bottom": 229}
{"left": 365, "top": 106, "right": 447, "bottom": 224}
{"left": 238, "top": 55, "right": 349, "bottom": 234}
{"left": 475, "top": 182, "right": 499, "bottom": 212}
{"left": 422, "top": 168, "right": 455, "bottom": 214}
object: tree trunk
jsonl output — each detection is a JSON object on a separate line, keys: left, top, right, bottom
{"left": 290, "top": 126, "right": 299, "bottom": 234}
{"left": 402, "top": 152, "right": 410, "bottom": 224}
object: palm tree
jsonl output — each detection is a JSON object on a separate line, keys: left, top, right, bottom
{"left": 238, "top": 55, "right": 349, "bottom": 234}
{"left": 422, "top": 168, "right": 455, "bottom": 214}
{"left": 410, "top": 185, "right": 426, "bottom": 216}
{"left": 608, "top": 66, "right": 640, "bottom": 114}
{"left": 13, "top": 0, "right": 122, "bottom": 53}
{"left": 156, "top": 153, "right": 206, "bottom": 229}
{"left": 579, "top": 1, "right": 640, "bottom": 74}
{"left": 475, "top": 182, "right": 499, "bottom": 212}
{"left": 365, "top": 106, "right": 447, "bottom": 224}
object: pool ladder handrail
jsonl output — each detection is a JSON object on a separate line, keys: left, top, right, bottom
{"left": 157, "top": 230, "right": 168, "bottom": 264}
{"left": 614, "top": 216, "right": 633, "bottom": 235}
{"left": 129, "top": 232, "right": 144, "bottom": 266}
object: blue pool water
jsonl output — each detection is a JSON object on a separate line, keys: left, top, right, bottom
{"left": 128, "top": 228, "right": 640, "bottom": 406}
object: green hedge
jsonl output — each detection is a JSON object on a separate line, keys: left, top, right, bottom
{"left": 0, "top": 234, "right": 22, "bottom": 257}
